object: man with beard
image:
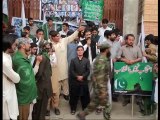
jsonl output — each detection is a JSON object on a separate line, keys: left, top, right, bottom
{"left": 117, "top": 34, "right": 142, "bottom": 106}
{"left": 77, "top": 42, "right": 111, "bottom": 120}
{"left": 81, "top": 29, "right": 97, "bottom": 63}
{"left": 91, "top": 27, "right": 100, "bottom": 43}
{"left": 28, "top": 18, "right": 38, "bottom": 38}
{"left": 3, "top": 34, "right": 20, "bottom": 120}
{"left": 32, "top": 42, "right": 53, "bottom": 120}
{"left": 102, "top": 29, "right": 121, "bottom": 102}
{"left": 12, "top": 38, "right": 37, "bottom": 120}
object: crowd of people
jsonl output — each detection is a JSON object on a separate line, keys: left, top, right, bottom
{"left": 3, "top": 17, "right": 158, "bottom": 120}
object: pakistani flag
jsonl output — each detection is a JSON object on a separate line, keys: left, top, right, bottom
{"left": 3, "top": 0, "right": 8, "bottom": 24}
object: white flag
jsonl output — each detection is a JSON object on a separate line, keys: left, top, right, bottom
{"left": 141, "top": 15, "right": 147, "bottom": 63}
{"left": 141, "top": 15, "right": 145, "bottom": 52}
{"left": 21, "top": 0, "right": 26, "bottom": 29}
{"left": 43, "top": 10, "right": 47, "bottom": 25}
{"left": 137, "top": 33, "right": 141, "bottom": 47}
{"left": 3, "top": 0, "right": 8, "bottom": 15}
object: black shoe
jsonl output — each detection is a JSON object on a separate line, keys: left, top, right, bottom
{"left": 55, "top": 108, "right": 60, "bottom": 115}
{"left": 64, "top": 95, "right": 69, "bottom": 101}
{"left": 46, "top": 110, "right": 50, "bottom": 116}
{"left": 71, "top": 110, "right": 76, "bottom": 115}
{"left": 76, "top": 113, "right": 86, "bottom": 120}
{"left": 122, "top": 100, "right": 130, "bottom": 106}
{"left": 112, "top": 97, "right": 118, "bottom": 102}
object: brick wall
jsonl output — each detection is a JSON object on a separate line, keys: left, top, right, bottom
{"left": 141, "top": 0, "right": 158, "bottom": 36}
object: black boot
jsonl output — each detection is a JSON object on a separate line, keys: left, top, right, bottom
{"left": 55, "top": 108, "right": 60, "bottom": 115}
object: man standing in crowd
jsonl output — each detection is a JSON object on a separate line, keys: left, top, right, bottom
{"left": 41, "top": 17, "right": 55, "bottom": 40}
{"left": 117, "top": 34, "right": 142, "bottom": 106}
{"left": 28, "top": 43, "right": 43, "bottom": 119}
{"left": 81, "top": 29, "right": 97, "bottom": 63}
{"left": 77, "top": 42, "right": 111, "bottom": 120}
{"left": 32, "top": 29, "right": 45, "bottom": 54}
{"left": 3, "top": 34, "right": 20, "bottom": 120}
{"left": 59, "top": 22, "right": 70, "bottom": 38}
{"left": 69, "top": 46, "right": 90, "bottom": 115}
{"left": 98, "top": 18, "right": 112, "bottom": 38}
{"left": 28, "top": 43, "right": 43, "bottom": 74}
{"left": 143, "top": 34, "right": 157, "bottom": 63}
{"left": 91, "top": 26, "right": 101, "bottom": 43}
{"left": 32, "top": 42, "right": 53, "bottom": 120}
{"left": 28, "top": 18, "right": 38, "bottom": 38}
{"left": 23, "top": 26, "right": 35, "bottom": 39}
{"left": 67, "top": 30, "right": 80, "bottom": 67}
{"left": 103, "top": 30, "right": 121, "bottom": 62}
{"left": 102, "top": 29, "right": 121, "bottom": 102}
{"left": 48, "top": 26, "right": 85, "bottom": 115}
{"left": 12, "top": 38, "right": 37, "bottom": 120}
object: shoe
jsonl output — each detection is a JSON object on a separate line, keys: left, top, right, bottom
{"left": 76, "top": 113, "right": 86, "bottom": 120}
{"left": 64, "top": 95, "right": 69, "bottom": 101}
{"left": 96, "top": 108, "right": 102, "bottom": 114}
{"left": 112, "top": 97, "right": 118, "bottom": 102}
{"left": 55, "top": 108, "right": 60, "bottom": 115}
{"left": 46, "top": 110, "right": 50, "bottom": 116}
{"left": 71, "top": 110, "right": 76, "bottom": 115}
{"left": 122, "top": 100, "right": 130, "bottom": 106}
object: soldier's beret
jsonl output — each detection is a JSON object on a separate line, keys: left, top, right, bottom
{"left": 99, "top": 42, "right": 111, "bottom": 49}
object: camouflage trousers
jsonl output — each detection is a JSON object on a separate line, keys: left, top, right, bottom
{"left": 83, "top": 91, "right": 111, "bottom": 120}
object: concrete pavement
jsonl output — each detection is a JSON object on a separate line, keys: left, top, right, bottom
{"left": 45, "top": 95, "right": 157, "bottom": 120}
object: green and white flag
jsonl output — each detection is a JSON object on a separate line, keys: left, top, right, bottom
{"left": 80, "top": 0, "right": 104, "bottom": 22}
{"left": 3, "top": 0, "right": 8, "bottom": 24}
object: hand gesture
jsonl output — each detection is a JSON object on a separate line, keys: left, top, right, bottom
{"left": 87, "top": 38, "right": 91, "bottom": 46}
{"left": 36, "top": 55, "right": 43, "bottom": 63}
{"left": 78, "top": 26, "right": 85, "bottom": 32}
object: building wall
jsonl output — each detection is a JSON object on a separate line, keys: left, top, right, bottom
{"left": 123, "top": 0, "right": 139, "bottom": 42}
{"left": 138, "top": 0, "right": 158, "bottom": 36}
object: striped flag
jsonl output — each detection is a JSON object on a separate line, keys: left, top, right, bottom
{"left": 3, "top": 0, "right": 8, "bottom": 24}
{"left": 21, "top": 0, "right": 26, "bottom": 29}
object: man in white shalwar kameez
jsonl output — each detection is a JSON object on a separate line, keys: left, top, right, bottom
{"left": 3, "top": 34, "right": 20, "bottom": 119}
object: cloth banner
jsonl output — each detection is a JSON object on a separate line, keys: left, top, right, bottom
{"left": 114, "top": 62, "right": 153, "bottom": 95}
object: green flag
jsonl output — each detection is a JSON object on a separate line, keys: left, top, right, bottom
{"left": 80, "top": 0, "right": 104, "bottom": 22}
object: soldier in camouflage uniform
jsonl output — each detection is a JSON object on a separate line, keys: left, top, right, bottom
{"left": 77, "top": 43, "right": 111, "bottom": 120}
